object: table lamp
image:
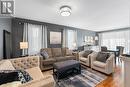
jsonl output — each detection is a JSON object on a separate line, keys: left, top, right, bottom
{"left": 95, "top": 36, "right": 98, "bottom": 45}
{"left": 20, "top": 42, "right": 28, "bottom": 56}
{"left": 72, "top": 42, "right": 77, "bottom": 51}
{"left": 95, "top": 36, "right": 98, "bottom": 40}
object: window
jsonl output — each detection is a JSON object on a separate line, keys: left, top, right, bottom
{"left": 23, "top": 23, "right": 47, "bottom": 55}
{"left": 67, "top": 30, "right": 77, "bottom": 50}
{"left": 99, "top": 29, "right": 130, "bottom": 54}
{"left": 28, "top": 24, "right": 42, "bottom": 55}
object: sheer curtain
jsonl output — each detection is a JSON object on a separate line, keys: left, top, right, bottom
{"left": 63, "top": 28, "right": 77, "bottom": 49}
{"left": 22, "top": 23, "right": 28, "bottom": 55}
{"left": 99, "top": 29, "right": 130, "bottom": 54}
{"left": 67, "top": 29, "right": 77, "bottom": 50}
{"left": 63, "top": 28, "right": 68, "bottom": 47}
{"left": 23, "top": 23, "right": 47, "bottom": 55}
{"left": 42, "top": 25, "right": 47, "bottom": 48}
{"left": 28, "top": 24, "right": 42, "bottom": 55}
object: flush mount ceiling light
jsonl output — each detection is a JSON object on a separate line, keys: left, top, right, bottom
{"left": 60, "top": 6, "right": 71, "bottom": 16}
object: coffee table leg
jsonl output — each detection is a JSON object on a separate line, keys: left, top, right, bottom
{"left": 79, "top": 64, "right": 81, "bottom": 74}
{"left": 57, "top": 71, "right": 60, "bottom": 82}
{"left": 53, "top": 68, "right": 60, "bottom": 82}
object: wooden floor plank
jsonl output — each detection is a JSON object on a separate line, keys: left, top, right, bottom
{"left": 96, "top": 65, "right": 123, "bottom": 87}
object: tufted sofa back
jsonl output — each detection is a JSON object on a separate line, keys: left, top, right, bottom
{"left": 10, "top": 56, "right": 40, "bottom": 70}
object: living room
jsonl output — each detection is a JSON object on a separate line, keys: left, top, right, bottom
{"left": 0, "top": 0, "right": 129, "bottom": 87}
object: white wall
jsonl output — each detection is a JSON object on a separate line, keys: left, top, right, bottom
{"left": 0, "top": 18, "right": 11, "bottom": 59}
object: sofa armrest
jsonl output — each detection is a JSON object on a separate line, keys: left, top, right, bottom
{"left": 90, "top": 52, "right": 98, "bottom": 61}
{"left": 39, "top": 55, "right": 44, "bottom": 70}
{"left": 72, "top": 52, "right": 79, "bottom": 60}
{"left": 106, "top": 54, "right": 115, "bottom": 62}
{"left": 90, "top": 52, "right": 98, "bottom": 67}
{"left": 106, "top": 54, "right": 115, "bottom": 74}
{"left": 79, "top": 51, "right": 84, "bottom": 57}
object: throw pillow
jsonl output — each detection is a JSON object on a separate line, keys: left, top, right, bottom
{"left": 66, "top": 49, "right": 73, "bottom": 56}
{"left": 0, "top": 70, "right": 20, "bottom": 85}
{"left": 0, "top": 70, "right": 33, "bottom": 85}
{"left": 17, "top": 70, "right": 33, "bottom": 84}
{"left": 83, "top": 50, "right": 93, "bottom": 58}
{"left": 0, "top": 60, "right": 15, "bottom": 70}
{"left": 40, "top": 50, "right": 49, "bottom": 59}
{"left": 96, "top": 52, "right": 110, "bottom": 63}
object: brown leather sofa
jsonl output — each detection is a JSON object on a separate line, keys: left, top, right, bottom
{"left": 40, "top": 48, "right": 77, "bottom": 71}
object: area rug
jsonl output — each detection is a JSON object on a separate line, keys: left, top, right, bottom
{"left": 55, "top": 68, "right": 107, "bottom": 87}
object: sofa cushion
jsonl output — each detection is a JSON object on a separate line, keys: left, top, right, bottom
{"left": 41, "top": 48, "right": 53, "bottom": 58}
{"left": 62, "top": 47, "right": 67, "bottom": 56}
{"left": 26, "top": 67, "right": 44, "bottom": 80}
{"left": 40, "top": 50, "right": 49, "bottom": 59}
{"left": 82, "top": 50, "right": 93, "bottom": 58}
{"left": 65, "top": 56, "right": 75, "bottom": 60}
{"left": 19, "top": 76, "right": 55, "bottom": 87}
{"left": 80, "top": 57, "right": 89, "bottom": 63}
{"left": 96, "top": 52, "right": 109, "bottom": 63}
{"left": 42, "top": 58, "right": 56, "bottom": 65}
{"left": 0, "top": 60, "right": 15, "bottom": 70}
{"left": 52, "top": 48, "right": 62, "bottom": 57}
{"left": 66, "top": 49, "right": 73, "bottom": 56}
{"left": 0, "top": 81, "right": 21, "bottom": 87}
{"left": 55, "top": 57, "right": 67, "bottom": 61}
{"left": 93, "top": 61, "right": 106, "bottom": 68}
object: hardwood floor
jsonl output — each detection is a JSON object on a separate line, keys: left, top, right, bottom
{"left": 96, "top": 65, "right": 123, "bottom": 87}
{"left": 43, "top": 62, "right": 124, "bottom": 87}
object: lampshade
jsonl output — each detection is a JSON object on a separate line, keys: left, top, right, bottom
{"left": 72, "top": 42, "right": 76, "bottom": 47}
{"left": 20, "top": 42, "right": 28, "bottom": 49}
{"left": 95, "top": 36, "right": 98, "bottom": 40}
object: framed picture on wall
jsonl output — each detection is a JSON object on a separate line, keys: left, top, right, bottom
{"left": 50, "top": 31, "right": 61, "bottom": 44}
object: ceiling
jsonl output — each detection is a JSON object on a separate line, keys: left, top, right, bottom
{"left": 14, "top": 0, "right": 130, "bottom": 31}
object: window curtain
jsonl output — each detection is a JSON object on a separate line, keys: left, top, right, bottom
{"left": 42, "top": 25, "right": 47, "bottom": 49}
{"left": 67, "top": 29, "right": 77, "bottom": 50}
{"left": 22, "top": 23, "right": 28, "bottom": 55}
{"left": 63, "top": 28, "right": 68, "bottom": 47}
{"left": 63, "top": 28, "right": 77, "bottom": 49}
{"left": 99, "top": 29, "right": 130, "bottom": 54}
{"left": 23, "top": 23, "right": 47, "bottom": 55}
{"left": 28, "top": 24, "right": 42, "bottom": 55}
